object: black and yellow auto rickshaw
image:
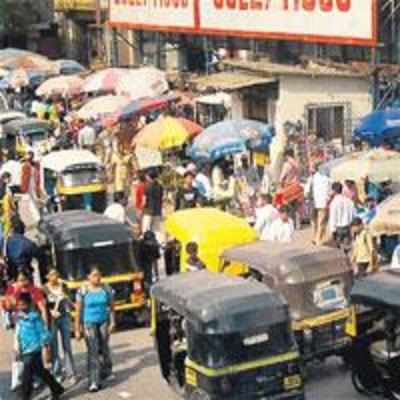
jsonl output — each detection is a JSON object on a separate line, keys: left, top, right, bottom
{"left": 2, "top": 117, "right": 51, "bottom": 159}
{"left": 221, "top": 241, "right": 354, "bottom": 363}
{"left": 151, "top": 270, "right": 305, "bottom": 400}
{"left": 347, "top": 270, "right": 400, "bottom": 398}
{"left": 42, "top": 150, "right": 107, "bottom": 213}
{"left": 38, "top": 210, "right": 146, "bottom": 322}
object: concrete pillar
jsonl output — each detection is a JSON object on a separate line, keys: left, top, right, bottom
{"left": 177, "top": 34, "right": 187, "bottom": 72}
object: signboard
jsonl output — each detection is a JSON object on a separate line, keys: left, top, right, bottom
{"left": 135, "top": 146, "right": 163, "bottom": 170}
{"left": 55, "top": 0, "right": 108, "bottom": 11}
{"left": 109, "top": 0, "right": 197, "bottom": 31}
{"left": 109, "top": 0, "right": 377, "bottom": 46}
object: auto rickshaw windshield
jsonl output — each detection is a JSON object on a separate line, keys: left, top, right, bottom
{"left": 187, "top": 321, "right": 294, "bottom": 369}
{"left": 61, "top": 167, "right": 105, "bottom": 188}
{"left": 26, "top": 129, "right": 47, "bottom": 145}
{"left": 55, "top": 243, "right": 137, "bottom": 281}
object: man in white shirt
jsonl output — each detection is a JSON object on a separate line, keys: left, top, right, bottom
{"left": 104, "top": 193, "right": 126, "bottom": 224}
{"left": 329, "top": 182, "right": 356, "bottom": 249}
{"left": 78, "top": 122, "right": 96, "bottom": 150}
{"left": 266, "top": 206, "right": 294, "bottom": 243}
{"left": 305, "top": 165, "right": 332, "bottom": 245}
{"left": 255, "top": 194, "right": 279, "bottom": 240}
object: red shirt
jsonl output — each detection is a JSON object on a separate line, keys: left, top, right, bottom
{"left": 5, "top": 284, "right": 45, "bottom": 307}
{"left": 134, "top": 182, "right": 146, "bottom": 211}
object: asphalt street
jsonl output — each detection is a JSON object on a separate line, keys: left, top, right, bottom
{"left": 0, "top": 326, "right": 367, "bottom": 400}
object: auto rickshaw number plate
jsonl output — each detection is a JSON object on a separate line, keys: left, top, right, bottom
{"left": 283, "top": 374, "right": 302, "bottom": 390}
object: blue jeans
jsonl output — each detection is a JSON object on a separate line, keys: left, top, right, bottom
{"left": 84, "top": 321, "right": 112, "bottom": 387}
{"left": 50, "top": 315, "right": 77, "bottom": 378}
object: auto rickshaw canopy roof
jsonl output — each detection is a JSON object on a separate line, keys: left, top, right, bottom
{"left": 164, "top": 208, "right": 257, "bottom": 272}
{"left": 152, "top": 270, "right": 289, "bottom": 334}
{"left": 40, "top": 210, "right": 133, "bottom": 251}
{"left": 0, "top": 110, "right": 26, "bottom": 125}
{"left": 221, "top": 241, "right": 351, "bottom": 284}
{"left": 351, "top": 270, "right": 400, "bottom": 311}
{"left": 3, "top": 117, "right": 51, "bottom": 136}
{"left": 42, "top": 150, "right": 102, "bottom": 173}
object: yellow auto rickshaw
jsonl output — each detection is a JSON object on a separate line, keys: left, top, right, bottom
{"left": 42, "top": 149, "right": 107, "bottom": 213}
{"left": 164, "top": 208, "right": 257, "bottom": 275}
{"left": 38, "top": 210, "right": 147, "bottom": 323}
{"left": 3, "top": 117, "right": 52, "bottom": 159}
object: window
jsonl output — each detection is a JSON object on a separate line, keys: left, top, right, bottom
{"left": 306, "top": 103, "right": 350, "bottom": 144}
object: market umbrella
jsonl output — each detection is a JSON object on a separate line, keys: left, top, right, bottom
{"left": 81, "top": 68, "right": 129, "bottom": 93}
{"left": 370, "top": 194, "right": 400, "bottom": 236}
{"left": 178, "top": 118, "right": 202, "bottom": 137}
{"left": 115, "top": 67, "right": 169, "bottom": 99}
{"left": 77, "top": 95, "right": 130, "bottom": 120}
{"left": 330, "top": 149, "right": 400, "bottom": 183}
{"left": 353, "top": 109, "right": 400, "bottom": 147}
{"left": 36, "top": 75, "right": 84, "bottom": 97}
{"left": 189, "top": 119, "right": 274, "bottom": 161}
{"left": 117, "top": 94, "right": 179, "bottom": 123}
{"left": 53, "top": 59, "right": 86, "bottom": 75}
{"left": 133, "top": 116, "right": 191, "bottom": 150}
{"left": 0, "top": 53, "right": 54, "bottom": 72}
{"left": 5, "top": 69, "right": 50, "bottom": 89}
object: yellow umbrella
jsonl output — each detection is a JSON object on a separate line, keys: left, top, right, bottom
{"left": 133, "top": 117, "right": 191, "bottom": 150}
{"left": 370, "top": 194, "right": 400, "bottom": 236}
{"left": 331, "top": 149, "right": 400, "bottom": 183}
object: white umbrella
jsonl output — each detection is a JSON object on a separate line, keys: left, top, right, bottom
{"left": 36, "top": 75, "right": 84, "bottom": 97}
{"left": 77, "top": 95, "right": 130, "bottom": 120}
{"left": 115, "top": 67, "right": 168, "bottom": 100}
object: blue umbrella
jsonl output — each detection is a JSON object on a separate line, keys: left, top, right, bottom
{"left": 189, "top": 119, "right": 274, "bottom": 161}
{"left": 353, "top": 109, "right": 400, "bottom": 147}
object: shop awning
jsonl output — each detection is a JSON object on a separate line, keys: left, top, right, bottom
{"left": 192, "top": 72, "right": 276, "bottom": 92}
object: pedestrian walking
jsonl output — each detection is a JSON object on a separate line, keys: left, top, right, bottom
{"left": 16, "top": 292, "right": 64, "bottom": 400}
{"left": 75, "top": 267, "right": 115, "bottom": 393}
{"left": 329, "top": 182, "right": 356, "bottom": 251}
{"left": 351, "top": 218, "right": 377, "bottom": 277}
{"left": 5, "top": 271, "right": 48, "bottom": 326}
{"left": 44, "top": 270, "right": 78, "bottom": 383}
{"left": 175, "top": 171, "right": 200, "bottom": 210}
{"left": 305, "top": 164, "right": 331, "bottom": 246}
{"left": 142, "top": 170, "right": 163, "bottom": 240}
{"left": 3, "top": 217, "right": 44, "bottom": 282}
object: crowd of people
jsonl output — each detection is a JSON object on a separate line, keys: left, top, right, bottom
{"left": 1, "top": 74, "right": 400, "bottom": 400}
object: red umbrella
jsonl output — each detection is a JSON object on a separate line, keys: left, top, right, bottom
{"left": 177, "top": 118, "right": 203, "bottom": 138}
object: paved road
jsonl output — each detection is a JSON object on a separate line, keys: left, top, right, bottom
{"left": 0, "top": 326, "right": 367, "bottom": 400}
